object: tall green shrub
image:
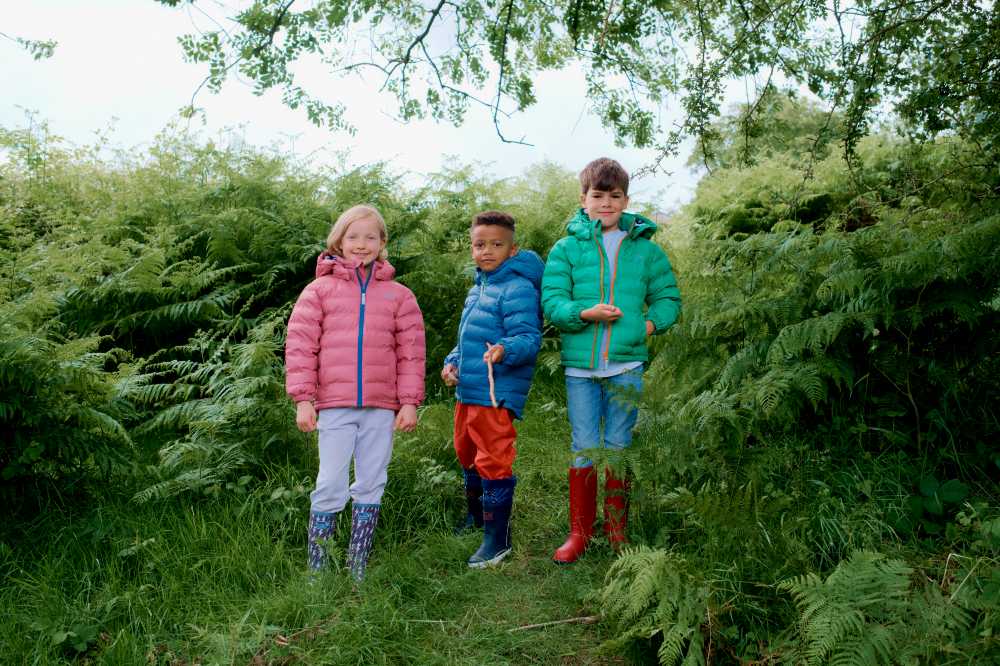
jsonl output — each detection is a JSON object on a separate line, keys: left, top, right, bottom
{"left": 602, "top": 116, "right": 1000, "bottom": 661}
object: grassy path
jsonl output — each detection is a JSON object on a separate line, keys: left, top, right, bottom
{"left": 2, "top": 398, "right": 628, "bottom": 664}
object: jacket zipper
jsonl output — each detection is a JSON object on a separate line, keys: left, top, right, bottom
{"left": 456, "top": 276, "right": 486, "bottom": 387}
{"left": 355, "top": 266, "right": 375, "bottom": 407}
{"left": 590, "top": 233, "right": 608, "bottom": 369}
{"left": 603, "top": 239, "right": 625, "bottom": 363}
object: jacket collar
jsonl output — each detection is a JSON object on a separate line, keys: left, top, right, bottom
{"left": 565, "top": 208, "right": 657, "bottom": 241}
{"left": 314, "top": 253, "right": 396, "bottom": 281}
{"left": 474, "top": 249, "right": 545, "bottom": 289}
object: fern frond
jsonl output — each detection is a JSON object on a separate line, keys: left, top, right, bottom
{"left": 717, "top": 341, "right": 766, "bottom": 389}
{"left": 816, "top": 268, "right": 873, "bottom": 306}
{"left": 657, "top": 624, "right": 688, "bottom": 666}
{"left": 124, "top": 382, "right": 200, "bottom": 406}
{"left": 138, "top": 398, "right": 215, "bottom": 434}
{"left": 767, "top": 313, "right": 852, "bottom": 364}
{"left": 71, "top": 406, "right": 133, "bottom": 447}
{"left": 601, "top": 547, "right": 709, "bottom": 666}
{"left": 781, "top": 551, "right": 919, "bottom": 666}
{"left": 752, "top": 369, "right": 792, "bottom": 415}
{"left": 117, "top": 251, "right": 167, "bottom": 292}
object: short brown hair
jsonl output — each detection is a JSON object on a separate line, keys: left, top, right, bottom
{"left": 579, "top": 157, "right": 629, "bottom": 195}
{"left": 472, "top": 210, "right": 516, "bottom": 233}
{"left": 326, "top": 204, "right": 388, "bottom": 261}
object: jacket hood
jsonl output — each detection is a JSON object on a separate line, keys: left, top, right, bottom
{"left": 475, "top": 249, "right": 544, "bottom": 289}
{"left": 565, "top": 208, "right": 657, "bottom": 241}
{"left": 314, "top": 253, "right": 396, "bottom": 281}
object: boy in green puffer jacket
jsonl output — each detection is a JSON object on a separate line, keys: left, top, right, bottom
{"left": 542, "top": 157, "right": 681, "bottom": 564}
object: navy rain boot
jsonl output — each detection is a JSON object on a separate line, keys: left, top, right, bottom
{"left": 307, "top": 510, "right": 336, "bottom": 572}
{"left": 456, "top": 467, "right": 484, "bottom": 535}
{"left": 346, "top": 503, "right": 380, "bottom": 582}
{"left": 468, "top": 476, "right": 516, "bottom": 569}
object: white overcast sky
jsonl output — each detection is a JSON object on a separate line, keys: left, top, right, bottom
{"left": 2, "top": 1, "right": 704, "bottom": 209}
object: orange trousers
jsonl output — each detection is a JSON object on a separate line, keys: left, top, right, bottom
{"left": 453, "top": 402, "right": 517, "bottom": 479}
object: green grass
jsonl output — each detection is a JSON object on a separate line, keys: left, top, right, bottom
{"left": 1, "top": 393, "right": 628, "bottom": 665}
{"left": 5, "top": 388, "right": 998, "bottom": 664}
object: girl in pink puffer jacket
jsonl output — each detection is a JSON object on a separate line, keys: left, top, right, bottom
{"left": 285, "top": 204, "right": 425, "bottom": 581}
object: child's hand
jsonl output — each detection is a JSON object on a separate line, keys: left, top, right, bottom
{"left": 483, "top": 343, "right": 505, "bottom": 364}
{"left": 646, "top": 320, "right": 655, "bottom": 336}
{"left": 581, "top": 304, "right": 622, "bottom": 322}
{"left": 395, "top": 404, "right": 418, "bottom": 432}
{"left": 296, "top": 401, "right": 317, "bottom": 432}
{"left": 441, "top": 364, "right": 459, "bottom": 387}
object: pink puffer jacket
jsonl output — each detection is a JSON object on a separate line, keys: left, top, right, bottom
{"left": 285, "top": 254, "right": 425, "bottom": 411}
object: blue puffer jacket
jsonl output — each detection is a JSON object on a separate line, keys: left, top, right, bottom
{"left": 444, "top": 250, "right": 544, "bottom": 418}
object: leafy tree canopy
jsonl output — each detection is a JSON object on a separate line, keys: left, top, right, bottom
{"left": 156, "top": 0, "right": 1000, "bottom": 170}
{"left": 688, "top": 89, "right": 846, "bottom": 171}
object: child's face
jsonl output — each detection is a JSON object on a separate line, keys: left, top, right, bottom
{"left": 581, "top": 187, "right": 629, "bottom": 230}
{"left": 471, "top": 224, "right": 517, "bottom": 272}
{"left": 341, "top": 216, "right": 385, "bottom": 265}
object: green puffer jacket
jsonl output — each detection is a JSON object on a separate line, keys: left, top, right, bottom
{"left": 541, "top": 209, "right": 681, "bottom": 369}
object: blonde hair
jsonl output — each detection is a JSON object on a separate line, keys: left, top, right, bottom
{"left": 326, "top": 204, "right": 389, "bottom": 261}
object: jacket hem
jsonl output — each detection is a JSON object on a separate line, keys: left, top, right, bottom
{"left": 456, "top": 396, "right": 524, "bottom": 420}
{"left": 560, "top": 356, "right": 648, "bottom": 369}
{"left": 313, "top": 399, "right": 402, "bottom": 412}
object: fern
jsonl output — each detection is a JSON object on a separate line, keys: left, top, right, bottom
{"left": 600, "top": 546, "right": 708, "bottom": 666}
{"left": 816, "top": 268, "right": 874, "bottom": 306}
{"left": 766, "top": 312, "right": 854, "bottom": 364}
{"left": 779, "top": 550, "right": 977, "bottom": 666}
{"left": 716, "top": 341, "right": 766, "bottom": 389}
{"left": 0, "top": 314, "right": 130, "bottom": 486}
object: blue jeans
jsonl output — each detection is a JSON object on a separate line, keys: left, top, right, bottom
{"left": 565, "top": 369, "right": 643, "bottom": 468}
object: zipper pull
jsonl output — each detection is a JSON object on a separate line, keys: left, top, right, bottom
{"left": 361, "top": 293, "right": 366, "bottom": 305}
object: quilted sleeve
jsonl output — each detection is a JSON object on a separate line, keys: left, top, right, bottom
{"left": 443, "top": 345, "right": 459, "bottom": 369}
{"left": 645, "top": 245, "right": 681, "bottom": 334}
{"left": 285, "top": 281, "right": 324, "bottom": 403}
{"left": 394, "top": 287, "right": 426, "bottom": 406}
{"left": 496, "top": 279, "right": 542, "bottom": 367}
{"left": 541, "top": 240, "right": 589, "bottom": 332}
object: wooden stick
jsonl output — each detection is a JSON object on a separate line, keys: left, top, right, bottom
{"left": 507, "top": 615, "right": 600, "bottom": 632}
{"left": 485, "top": 342, "right": 498, "bottom": 407}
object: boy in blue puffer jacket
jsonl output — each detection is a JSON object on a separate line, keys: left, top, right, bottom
{"left": 442, "top": 210, "right": 544, "bottom": 568}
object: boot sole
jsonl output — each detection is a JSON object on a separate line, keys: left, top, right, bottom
{"left": 467, "top": 547, "right": 512, "bottom": 569}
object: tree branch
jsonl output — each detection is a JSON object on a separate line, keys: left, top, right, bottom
{"left": 184, "top": 0, "right": 296, "bottom": 118}
{"left": 420, "top": 41, "right": 496, "bottom": 112}
{"left": 252, "top": 0, "right": 296, "bottom": 59}
{"left": 491, "top": 1, "right": 532, "bottom": 145}
{"left": 387, "top": 0, "right": 453, "bottom": 90}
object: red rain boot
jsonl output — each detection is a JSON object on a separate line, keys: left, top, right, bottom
{"left": 603, "top": 468, "right": 631, "bottom": 552}
{"left": 552, "top": 466, "right": 598, "bottom": 564}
